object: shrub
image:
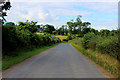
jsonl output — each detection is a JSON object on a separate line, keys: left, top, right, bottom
{"left": 16, "top": 21, "right": 38, "bottom": 33}
{"left": 96, "top": 35, "right": 119, "bottom": 58}
{"left": 67, "top": 35, "right": 72, "bottom": 40}
{"left": 2, "top": 24, "right": 18, "bottom": 55}
{"left": 63, "top": 39, "right": 68, "bottom": 42}
{"left": 16, "top": 30, "right": 32, "bottom": 48}
{"left": 88, "top": 34, "right": 119, "bottom": 59}
{"left": 81, "top": 32, "right": 95, "bottom": 49}
{"left": 2, "top": 22, "right": 61, "bottom": 56}
{"left": 88, "top": 35, "right": 103, "bottom": 51}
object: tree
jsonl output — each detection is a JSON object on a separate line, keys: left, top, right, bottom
{"left": 76, "top": 15, "right": 82, "bottom": 35}
{"left": 64, "top": 25, "right": 68, "bottom": 35}
{"left": 67, "top": 21, "right": 73, "bottom": 35}
{"left": 5, "top": 22, "right": 15, "bottom": 26}
{"left": 57, "top": 27, "right": 62, "bottom": 35}
{"left": 73, "top": 22, "right": 78, "bottom": 34}
{"left": 100, "top": 29, "right": 110, "bottom": 37}
{"left": 53, "top": 31, "right": 57, "bottom": 35}
{"left": 16, "top": 21, "right": 38, "bottom": 33}
{"left": 61, "top": 25, "right": 65, "bottom": 35}
{"left": 90, "top": 28, "right": 98, "bottom": 35}
{"left": 0, "top": 0, "right": 12, "bottom": 24}
{"left": 44, "top": 24, "right": 55, "bottom": 34}
{"left": 82, "top": 22, "right": 91, "bottom": 28}
{"left": 110, "top": 30, "right": 118, "bottom": 36}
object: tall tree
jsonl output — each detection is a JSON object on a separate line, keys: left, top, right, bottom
{"left": 82, "top": 22, "right": 91, "bottom": 28}
{"left": 64, "top": 25, "right": 68, "bottom": 35}
{"left": 44, "top": 24, "right": 55, "bottom": 34}
{"left": 61, "top": 25, "right": 65, "bottom": 35}
{"left": 67, "top": 21, "right": 73, "bottom": 35}
{"left": 76, "top": 15, "right": 82, "bottom": 35}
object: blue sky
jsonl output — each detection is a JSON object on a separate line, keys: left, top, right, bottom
{"left": 6, "top": 0, "right": 118, "bottom": 30}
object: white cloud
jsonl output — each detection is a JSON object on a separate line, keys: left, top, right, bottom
{"left": 49, "top": 8, "right": 94, "bottom": 16}
{"left": 6, "top": 2, "right": 94, "bottom": 24}
{"left": 93, "top": 26, "right": 117, "bottom": 31}
{"left": 5, "top": 1, "right": 118, "bottom": 30}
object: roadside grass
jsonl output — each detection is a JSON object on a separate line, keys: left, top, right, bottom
{"left": 55, "top": 35, "right": 68, "bottom": 41}
{"left": 2, "top": 43, "right": 60, "bottom": 70}
{"left": 69, "top": 38, "right": 119, "bottom": 78}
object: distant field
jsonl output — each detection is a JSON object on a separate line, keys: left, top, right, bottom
{"left": 35, "top": 32, "right": 44, "bottom": 35}
{"left": 35, "top": 33, "right": 67, "bottom": 41}
{"left": 55, "top": 35, "right": 68, "bottom": 41}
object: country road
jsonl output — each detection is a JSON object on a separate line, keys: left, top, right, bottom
{"left": 3, "top": 43, "right": 106, "bottom": 78}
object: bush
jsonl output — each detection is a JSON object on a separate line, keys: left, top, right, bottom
{"left": 67, "top": 35, "right": 72, "bottom": 40}
{"left": 2, "top": 24, "right": 18, "bottom": 55}
{"left": 81, "top": 32, "right": 95, "bottom": 49}
{"left": 88, "top": 34, "right": 119, "bottom": 59}
{"left": 96, "top": 36, "right": 119, "bottom": 58}
{"left": 16, "top": 30, "right": 32, "bottom": 48}
{"left": 63, "top": 39, "right": 68, "bottom": 42}
{"left": 88, "top": 35, "right": 103, "bottom": 51}
{"left": 3, "top": 22, "right": 61, "bottom": 56}
{"left": 16, "top": 21, "right": 38, "bottom": 33}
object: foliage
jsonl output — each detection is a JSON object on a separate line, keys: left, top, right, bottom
{"left": 99, "top": 29, "right": 110, "bottom": 37}
{"left": 67, "top": 35, "right": 72, "bottom": 40}
{"left": 1, "top": 1, "right": 12, "bottom": 23}
{"left": 96, "top": 36, "right": 119, "bottom": 58}
{"left": 81, "top": 32, "right": 95, "bottom": 49}
{"left": 2, "top": 23, "right": 17, "bottom": 55}
{"left": 44, "top": 24, "right": 55, "bottom": 34}
{"left": 88, "top": 34, "right": 119, "bottom": 59}
{"left": 88, "top": 35, "right": 102, "bottom": 51}
{"left": 16, "top": 21, "right": 38, "bottom": 33}
{"left": 63, "top": 39, "right": 68, "bottom": 42}
{"left": 69, "top": 38, "right": 119, "bottom": 78}
{"left": 2, "top": 22, "right": 61, "bottom": 56}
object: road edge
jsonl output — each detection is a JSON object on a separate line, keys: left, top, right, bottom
{"left": 69, "top": 43, "right": 115, "bottom": 78}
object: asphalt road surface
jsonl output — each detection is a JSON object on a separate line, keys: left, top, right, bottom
{"left": 3, "top": 43, "right": 106, "bottom": 78}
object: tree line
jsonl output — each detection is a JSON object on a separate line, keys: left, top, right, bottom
{"left": 38, "top": 15, "right": 118, "bottom": 38}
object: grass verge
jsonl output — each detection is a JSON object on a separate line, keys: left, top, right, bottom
{"left": 69, "top": 38, "right": 119, "bottom": 78}
{"left": 2, "top": 43, "right": 60, "bottom": 70}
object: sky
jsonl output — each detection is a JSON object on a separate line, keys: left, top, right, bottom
{"left": 5, "top": 0, "right": 119, "bottom": 30}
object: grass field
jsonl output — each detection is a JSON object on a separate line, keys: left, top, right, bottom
{"left": 35, "top": 32, "right": 44, "bottom": 35}
{"left": 35, "top": 32, "right": 68, "bottom": 41}
{"left": 55, "top": 35, "right": 68, "bottom": 41}
{"left": 2, "top": 43, "right": 60, "bottom": 70}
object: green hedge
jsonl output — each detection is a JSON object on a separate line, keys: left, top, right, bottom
{"left": 81, "top": 32, "right": 119, "bottom": 59}
{"left": 88, "top": 35, "right": 119, "bottom": 59}
{"left": 2, "top": 22, "right": 61, "bottom": 56}
{"left": 81, "top": 32, "right": 95, "bottom": 49}
{"left": 70, "top": 38, "right": 119, "bottom": 77}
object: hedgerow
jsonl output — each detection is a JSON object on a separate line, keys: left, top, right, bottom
{"left": 81, "top": 32, "right": 95, "bottom": 49}
{"left": 2, "top": 21, "right": 61, "bottom": 56}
